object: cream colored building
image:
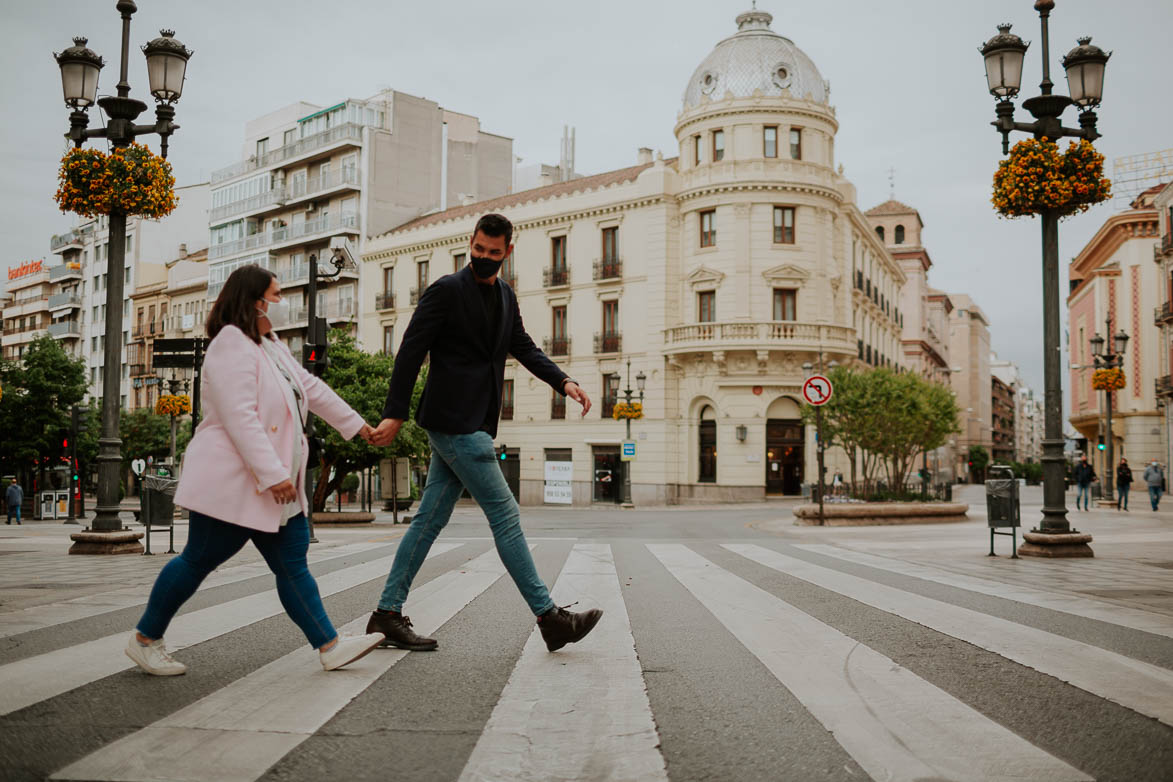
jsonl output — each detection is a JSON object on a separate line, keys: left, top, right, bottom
{"left": 946, "top": 293, "right": 992, "bottom": 478}
{"left": 1153, "top": 181, "right": 1173, "bottom": 471}
{"left": 207, "top": 90, "right": 512, "bottom": 356}
{"left": 1068, "top": 185, "right": 1164, "bottom": 472}
{"left": 360, "top": 8, "right": 908, "bottom": 504}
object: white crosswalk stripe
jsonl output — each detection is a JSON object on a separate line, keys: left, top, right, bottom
{"left": 651, "top": 544, "right": 1090, "bottom": 782}
{"left": 459, "top": 543, "right": 667, "bottom": 782}
{"left": 0, "top": 542, "right": 459, "bottom": 717}
{"left": 724, "top": 543, "right": 1173, "bottom": 728}
{"left": 6, "top": 539, "right": 1170, "bottom": 781}
{"left": 52, "top": 545, "right": 515, "bottom": 782}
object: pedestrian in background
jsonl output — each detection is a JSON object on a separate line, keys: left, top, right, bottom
{"left": 1116, "top": 458, "right": 1132, "bottom": 511}
{"left": 5, "top": 477, "right": 22, "bottom": 525}
{"left": 1073, "top": 454, "right": 1095, "bottom": 511}
{"left": 1144, "top": 459, "right": 1164, "bottom": 511}
{"left": 125, "top": 264, "right": 384, "bottom": 677}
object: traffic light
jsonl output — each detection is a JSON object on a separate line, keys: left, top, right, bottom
{"left": 71, "top": 404, "right": 88, "bottom": 435}
{"left": 1096, "top": 435, "right": 1105, "bottom": 451}
{"left": 302, "top": 343, "right": 329, "bottom": 377}
{"left": 497, "top": 444, "right": 508, "bottom": 461}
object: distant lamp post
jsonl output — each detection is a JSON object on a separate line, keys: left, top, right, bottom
{"left": 979, "top": 0, "right": 1109, "bottom": 557}
{"left": 619, "top": 361, "right": 646, "bottom": 507}
{"left": 1090, "top": 321, "right": 1128, "bottom": 504}
{"left": 55, "top": 1, "right": 192, "bottom": 555}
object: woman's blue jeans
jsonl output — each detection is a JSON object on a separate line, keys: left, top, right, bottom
{"left": 378, "top": 430, "right": 554, "bottom": 617}
{"left": 136, "top": 510, "right": 336, "bottom": 648}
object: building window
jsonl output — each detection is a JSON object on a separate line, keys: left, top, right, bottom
{"left": 551, "top": 388, "right": 566, "bottom": 420}
{"left": 875, "top": 225, "right": 885, "bottom": 242}
{"left": 789, "top": 128, "right": 802, "bottom": 160}
{"left": 699, "top": 407, "right": 717, "bottom": 483}
{"left": 894, "top": 224, "right": 905, "bottom": 244}
{"left": 712, "top": 129, "right": 725, "bottom": 162}
{"left": 602, "top": 226, "right": 618, "bottom": 264}
{"left": 501, "top": 249, "right": 515, "bottom": 285}
{"left": 382, "top": 325, "right": 394, "bottom": 356}
{"left": 763, "top": 126, "right": 777, "bottom": 158}
{"left": 699, "top": 209, "right": 716, "bottom": 247}
{"left": 773, "top": 206, "right": 795, "bottom": 244}
{"left": 256, "top": 137, "right": 269, "bottom": 159}
{"left": 502, "top": 379, "right": 514, "bottom": 420}
{"left": 549, "top": 305, "right": 568, "bottom": 356}
{"left": 602, "top": 373, "right": 620, "bottom": 418}
{"left": 383, "top": 266, "right": 393, "bottom": 295}
{"left": 417, "top": 260, "right": 428, "bottom": 293}
{"left": 551, "top": 235, "right": 567, "bottom": 271}
{"left": 698, "top": 290, "right": 716, "bottom": 322}
{"left": 453, "top": 252, "right": 466, "bottom": 273}
{"left": 598, "top": 300, "right": 620, "bottom": 353}
{"left": 693, "top": 134, "right": 702, "bottom": 165}
{"left": 773, "top": 289, "right": 797, "bottom": 321}
{"left": 283, "top": 129, "right": 296, "bottom": 146}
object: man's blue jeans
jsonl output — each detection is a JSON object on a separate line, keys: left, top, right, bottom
{"left": 1117, "top": 484, "right": 1129, "bottom": 509}
{"left": 1076, "top": 483, "right": 1091, "bottom": 510}
{"left": 5, "top": 504, "right": 19, "bottom": 523}
{"left": 1150, "top": 485, "right": 1162, "bottom": 510}
{"left": 137, "top": 511, "right": 336, "bottom": 648}
{"left": 378, "top": 430, "right": 554, "bottom": 617}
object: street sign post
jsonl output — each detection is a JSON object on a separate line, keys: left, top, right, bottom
{"left": 131, "top": 459, "right": 146, "bottom": 477}
{"left": 802, "top": 375, "right": 834, "bottom": 527}
{"left": 621, "top": 440, "right": 637, "bottom": 462}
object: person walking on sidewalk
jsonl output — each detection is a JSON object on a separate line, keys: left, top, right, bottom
{"left": 125, "top": 265, "right": 385, "bottom": 677}
{"left": 1144, "top": 459, "right": 1164, "bottom": 511}
{"left": 367, "top": 213, "right": 603, "bottom": 653}
{"left": 1116, "top": 458, "right": 1133, "bottom": 511}
{"left": 5, "top": 478, "right": 22, "bottom": 525}
{"left": 1074, "top": 454, "right": 1096, "bottom": 511}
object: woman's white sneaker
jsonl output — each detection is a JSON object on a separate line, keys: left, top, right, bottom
{"left": 125, "top": 634, "right": 187, "bottom": 676}
{"left": 320, "top": 632, "right": 385, "bottom": 671}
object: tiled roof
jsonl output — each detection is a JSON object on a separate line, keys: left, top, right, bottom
{"left": 382, "top": 159, "right": 674, "bottom": 237}
{"left": 865, "top": 198, "right": 919, "bottom": 216}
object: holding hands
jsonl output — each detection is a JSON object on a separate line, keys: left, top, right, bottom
{"left": 360, "top": 418, "right": 402, "bottom": 447}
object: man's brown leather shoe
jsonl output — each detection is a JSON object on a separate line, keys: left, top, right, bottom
{"left": 538, "top": 605, "right": 603, "bottom": 652}
{"left": 366, "top": 611, "right": 438, "bottom": 651}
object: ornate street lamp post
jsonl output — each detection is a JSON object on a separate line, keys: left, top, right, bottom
{"left": 1089, "top": 322, "right": 1128, "bottom": 504}
{"left": 979, "top": 0, "right": 1109, "bottom": 557}
{"left": 54, "top": 1, "right": 191, "bottom": 553}
{"left": 620, "top": 360, "right": 646, "bottom": 507}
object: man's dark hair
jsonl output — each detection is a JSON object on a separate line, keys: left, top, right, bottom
{"left": 473, "top": 213, "right": 513, "bottom": 246}
{"left": 206, "top": 264, "right": 276, "bottom": 344}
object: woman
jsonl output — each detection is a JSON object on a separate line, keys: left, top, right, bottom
{"left": 125, "top": 264, "right": 383, "bottom": 675}
{"left": 1117, "top": 457, "right": 1133, "bottom": 511}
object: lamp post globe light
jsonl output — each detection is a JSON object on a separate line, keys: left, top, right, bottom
{"left": 54, "top": 1, "right": 192, "bottom": 554}
{"left": 979, "top": 0, "right": 1108, "bottom": 557}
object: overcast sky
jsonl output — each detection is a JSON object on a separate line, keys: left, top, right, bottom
{"left": 4, "top": 0, "right": 1172, "bottom": 398}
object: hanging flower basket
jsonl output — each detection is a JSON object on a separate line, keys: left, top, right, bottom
{"left": 155, "top": 394, "right": 191, "bottom": 417}
{"left": 54, "top": 142, "right": 177, "bottom": 219}
{"left": 991, "top": 138, "right": 1111, "bottom": 219}
{"left": 612, "top": 401, "right": 643, "bottom": 421}
{"left": 1091, "top": 368, "right": 1126, "bottom": 392}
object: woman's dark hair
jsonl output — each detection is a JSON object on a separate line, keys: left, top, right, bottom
{"left": 473, "top": 212, "right": 513, "bottom": 246}
{"left": 206, "top": 264, "right": 276, "bottom": 343}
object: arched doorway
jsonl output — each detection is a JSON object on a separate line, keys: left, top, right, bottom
{"left": 765, "top": 397, "right": 803, "bottom": 495}
{"left": 698, "top": 405, "right": 717, "bottom": 483}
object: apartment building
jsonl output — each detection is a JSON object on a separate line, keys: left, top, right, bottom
{"left": 206, "top": 90, "right": 512, "bottom": 355}
{"left": 2, "top": 261, "right": 52, "bottom": 362}
{"left": 948, "top": 293, "right": 992, "bottom": 478}
{"left": 1152, "top": 181, "right": 1173, "bottom": 470}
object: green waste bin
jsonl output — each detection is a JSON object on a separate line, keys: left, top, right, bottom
{"left": 985, "top": 465, "right": 1019, "bottom": 558}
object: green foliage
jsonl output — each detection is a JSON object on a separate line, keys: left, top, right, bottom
{"left": 968, "top": 445, "right": 990, "bottom": 470}
{"left": 804, "top": 366, "right": 960, "bottom": 490}
{"left": 340, "top": 472, "right": 360, "bottom": 493}
{"left": 119, "top": 408, "right": 172, "bottom": 468}
{"left": 311, "top": 328, "right": 429, "bottom": 511}
{"left": 0, "top": 336, "right": 88, "bottom": 478}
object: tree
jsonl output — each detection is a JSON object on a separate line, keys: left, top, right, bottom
{"left": 0, "top": 336, "right": 88, "bottom": 482}
{"left": 120, "top": 408, "right": 173, "bottom": 488}
{"left": 311, "top": 329, "right": 429, "bottom": 512}
{"left": 801, "top": 365, "right": 876, "bottom": 489}
{"left": 968, "top": 445, "right": 990, "bottom": 483}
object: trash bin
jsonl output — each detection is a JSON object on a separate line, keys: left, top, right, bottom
{"left": 985, "top": 465, "right": 1019, "bottom": 558}
{"left": 142, "top": 474, "right": 178, "bottom": 555}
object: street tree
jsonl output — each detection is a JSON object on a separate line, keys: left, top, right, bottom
{"left": 0, "top": 336, "right": 87, "bottom": 481}
{"left": 311, "top": 329, "right": 428, "bottom": 512}
{"left": 801, "top": 365, "right": 876, "bottom": 488}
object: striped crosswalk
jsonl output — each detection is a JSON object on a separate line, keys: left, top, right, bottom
{"left": 0, "top": 537, "right": 1169, "bottom": 781}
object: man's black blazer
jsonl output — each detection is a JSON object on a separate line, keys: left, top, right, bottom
{"left": 382, "top": 265, "right": 568, "bottom": 438}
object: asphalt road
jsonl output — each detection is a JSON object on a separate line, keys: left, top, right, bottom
{"left": 1, "top": 487, "right": 1172, "bottom": 781}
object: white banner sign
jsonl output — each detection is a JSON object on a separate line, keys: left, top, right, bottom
{"left": 544, "top": 461, "right": 573, "bottom": 482}
{"left": 543, "top": 460, "right": 573, "bottom": 504}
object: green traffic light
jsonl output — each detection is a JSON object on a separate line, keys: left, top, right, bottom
{"left": 1097, "top": 444, "right": 1105, "bottom": 450}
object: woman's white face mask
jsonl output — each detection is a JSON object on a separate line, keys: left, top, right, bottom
{"left": 257, "top": 295, "right": 288, "bottom": 325}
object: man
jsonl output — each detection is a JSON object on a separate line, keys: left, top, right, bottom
{"left": 1073, "top": 454, "right": 1095, "bottom": 511}
{"left": 5, "top": 477, "right": 23, "bottom": 525}
{"left": 367, "top": 213, "right": 602, "bottom": 653}
{"left": 1143, "top": 459, "right": 1164, "bottom": 511}
{"left": 1116, "top": 457, "right": 1132, "bottom": 511}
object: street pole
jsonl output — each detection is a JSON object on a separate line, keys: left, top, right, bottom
{"left": 815, "top": 402, "right": 825, "bottom": 526}
{"left": 622, "top": 360, "right": 633, "bottom": 507}
{"left": 305, "top": 254, "right": 319, "bottom": 543}
{"left": 1038, "top": 208, "right": 1070, "bottom": 532}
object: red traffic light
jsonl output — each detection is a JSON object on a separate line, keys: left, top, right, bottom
{"left": 62, "top": 438, "right": 69, "bottom": 448}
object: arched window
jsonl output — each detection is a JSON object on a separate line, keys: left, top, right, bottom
{"left": 699, "top": 405, "right": 717, "bottom": 483}
{"left": 875, "top": 225, "right": 884, "bottom": 242}
{"left": 894, "top": 224, "right": 905, "bottom": 244}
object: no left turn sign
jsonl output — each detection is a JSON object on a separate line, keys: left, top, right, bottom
{"left": 802, "top": 375, "right": 833, "bottom": 406}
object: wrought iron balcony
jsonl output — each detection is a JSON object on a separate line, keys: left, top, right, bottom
{"left": 131, "top": 321, "right": 158, "bottom": 339}
{"left": 543, "top": 336, "right": 571, "bottom": 357}
{"left": 594, "top": 332, "right": 622, "bottom": 354}
{"left": 500, "top": 404, "right": 514, "bottom": 421}
{"left": 592, "top": 258, "right": 622, "bottom": 281}
{"left": 375, "top": 292, "right": 395, "bottom": 310}
{"left": 542, "top": 266, "right": 569, "bottom": 288}
{"left": 1157, "top": 375, "right": 1173, "bottom": 398}
{"left": 409, "top": 287, "right": 420, "bottom": 306}
{"left": 1156, "top": 302, "right": 1173, "bottom": 326}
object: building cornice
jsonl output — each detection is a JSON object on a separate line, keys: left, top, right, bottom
{"left": 1069, "top": 208, "right": 1159, "bottom": 283}
{"left": 675, "top": 100, "right": 838, "bottom": 136}
{"left": 676, "top": 180, "right": 841, "bottom": 206}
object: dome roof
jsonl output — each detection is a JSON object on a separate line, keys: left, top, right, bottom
{"left": 683, "top": 7, "right": 828, "bottom": 110}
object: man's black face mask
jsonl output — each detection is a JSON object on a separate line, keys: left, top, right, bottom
{"left": 470, "top": 254, "right": 501, "bottom": 280}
